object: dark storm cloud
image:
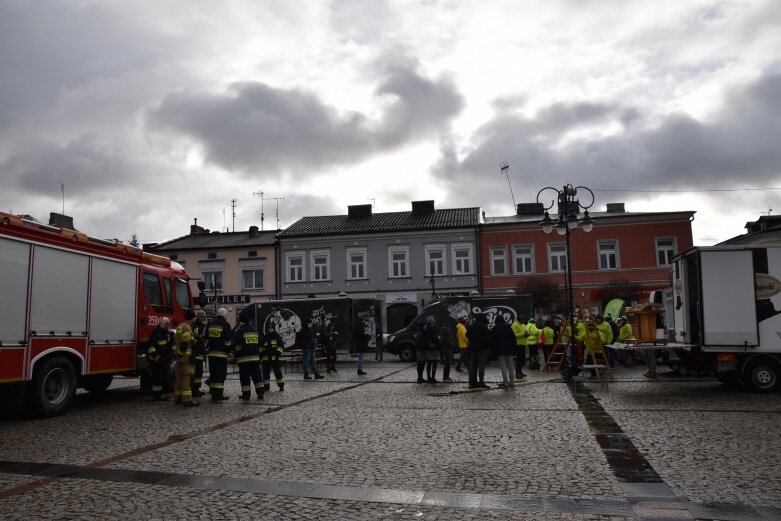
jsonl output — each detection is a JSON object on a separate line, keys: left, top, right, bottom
{"left": 149, "top": 65, "right": 464, "bottom": 176}
{"left": 0, "top": 1, "right": 169, "bottom": 136}
{"left": 2, "top": 138, "right": 141, "bottom": 195}
{"left": 436, "top": 72, "right": 781, "bottom": 209}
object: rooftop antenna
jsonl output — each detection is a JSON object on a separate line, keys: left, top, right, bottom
{"left": 230, "top": 198, "right": 237, "bottom": 232}
{"left": 60, "top": 183, "right": 65, "bottom": 214}
{"left": 500, "top": 162, "right": 516, "bottom": 209}
{"left": 221, "top": 209, "right": 228, "bottom": 233}
{"left": 252, "top": 190, "right": 265, "bottom": 230}
{"left": 270, "top": 196, "right": 284, "bottom": 229}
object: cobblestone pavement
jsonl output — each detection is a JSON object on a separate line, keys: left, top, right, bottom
{"left": 1, "top": 358, "right": 780, "bottom": 520}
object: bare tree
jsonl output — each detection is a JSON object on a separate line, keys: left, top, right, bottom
{"left": 517, "top": 276, "right": 564, "bottom": 315}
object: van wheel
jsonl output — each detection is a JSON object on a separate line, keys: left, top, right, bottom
{"left": 399, "top": 346, "right": 415, "bottom": 362}
{"left": 31, "top": 356, "right": 77, "bottom": 417}
{"left": 745, "top": 358, "right": 780, "bottom": 393}
{"left": 81, "top": 374, "right": 114, "bottom": 393}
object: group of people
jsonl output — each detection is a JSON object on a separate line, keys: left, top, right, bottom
{"left": 413, "top": 311, "right": 637, "bottom": 390}
{"left": 145, "top": 308, "right": 376, "bottom": 406}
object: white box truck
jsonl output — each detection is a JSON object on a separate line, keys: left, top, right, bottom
{"left": 670, "top": 245, "right": 781, "bottom": 392}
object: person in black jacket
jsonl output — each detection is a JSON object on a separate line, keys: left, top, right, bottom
{"left": 492, "top": 315, "right": 516, "bottom": 388}
{"left": 352, "top": 320, "right": 370, "bottom": 376}
{"left": 261, "top": 322, "right": 285, "bottom": 392}
{"left": 421, "top": 317, "right": 440, "bottom": 383}
{"left": 146, "top": 317, "right": 172, "bottom": 401}
{"left": 323, "top": 322, "right": 339, "bottom": 373}
{"left": 206, "top": 307, "right": 233, "bottom": 401}
{"left": 233, "top": 308, "right": 264, "bottom": 400}
{"left": 466, "top": 313, "right": 491, "bottom": 389}
{"left": 439, "top": 326, "right": 456, "bottom": 383}
{"left": 191, "top": 310, "right": 208, "bottom": 398}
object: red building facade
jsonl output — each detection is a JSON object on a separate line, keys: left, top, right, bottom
{"left": 480, "top": 203, "right": 694, "bottom": 314}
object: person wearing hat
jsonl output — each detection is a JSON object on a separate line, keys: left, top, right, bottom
{"left": 577, "top": 320, "right": 606, "bottom": 375}
{"left": 173, "top": 309, "right": 200, "bottom": 406}
{"left": 206, "top": 307, "right": 233, "bottom": 401}
{"left": 233, "top": 307, "right": 265, "bottom": 400}
{"left": 146, "top": 316, "right": 172, "bottom": 401}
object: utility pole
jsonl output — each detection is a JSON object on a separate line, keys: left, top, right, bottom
{"left": 230, "top": 199, "right": 237, "bottom": 232}
{"left": 500, "top": 162, "right": 516, "bottom": 210}
{"left": 60, "top": 183, "right": 65, "bottom": 214}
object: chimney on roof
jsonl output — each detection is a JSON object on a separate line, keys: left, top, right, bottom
{"left": 606, "top": 203, "right": 626, "bottom": 213}
{"left": 347, "top": 204, "right": 372, "bottom": 218}
{"left": 49, "top": 212, "right": 75, "bottom": 230}
{"left": 516, "top": 203, "right": 544, "bottom": 216}
{"left": 249, "top": 225, "right": 259, "bottom": 237}
{"left": 190, "top": 218, "right": 209, "bottom": 235}
{"left": 411, "top": 200, "right": 435, "bottom": 214}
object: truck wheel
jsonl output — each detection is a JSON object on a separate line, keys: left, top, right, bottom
{"left": 398, "top": 345, "right": 416, "bottom": 362}
{"left": 31, "top": 356, "right": 77, "bottom": 417}
{"left": 81, "top": 374, "right": 114, "bottom": 393}
{"left": 744, "top": 358, "right": 780, "bottom": 393}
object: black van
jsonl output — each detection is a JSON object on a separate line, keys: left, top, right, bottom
{"left": 385, "top": 295, "right": 533, "bottom": 361}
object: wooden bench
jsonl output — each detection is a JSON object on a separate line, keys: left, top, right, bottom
{"left": 280, "top": 348, "right": 328, "bottom": 373}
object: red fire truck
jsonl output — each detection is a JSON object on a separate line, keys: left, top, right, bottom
{"left": 0, "top": 211, "right": 194, "bottom": 417}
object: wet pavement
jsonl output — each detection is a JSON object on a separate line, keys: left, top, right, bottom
{"left": 1, "top": 358, "right": 780, "bottom": 520}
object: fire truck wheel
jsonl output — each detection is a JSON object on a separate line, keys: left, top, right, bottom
{"left": 745, "top": 358, "right": 780, "bottom": 393}
{"left": 81, "top": 374, "right": 114, "bottom": 393}
{"left": 31, "top": 356, "right": 77, "bottom": 417}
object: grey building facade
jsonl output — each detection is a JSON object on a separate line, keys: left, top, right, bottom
{"left": 276, "top": 201, "right": 481, "bottom": 333}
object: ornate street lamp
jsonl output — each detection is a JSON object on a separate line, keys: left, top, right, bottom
{"left": 429, "top": 275, "right": 437, "bottom": 301}
{"left": 536, "top": 184, "right": 595, "bottom": 381}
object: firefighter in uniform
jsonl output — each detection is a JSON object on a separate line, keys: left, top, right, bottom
{"left": 173, "top": 309, "right": 200, "bottom": 406}
{"left": 233, "top": 307, "right": 264, "bottom": 400}
{"left": 261, "top": 322, "right": 285, "bottom": 392}
{"left": 146, "top": 317, "right": 172, "bottom": 401}
{"left": 191, "top": 310, "right": 207, "bottom": 398}
{"left": 206, "top": 307, "right": 233, "bottom": 401}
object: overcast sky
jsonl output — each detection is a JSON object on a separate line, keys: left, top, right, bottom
{"left": 1, "top": 0, "right": 780, "bottom": 245}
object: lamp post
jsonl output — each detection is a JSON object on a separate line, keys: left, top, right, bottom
{"left": 429, "top": 275, "right": 437, "bottom": 302}
{"left": 536, "top": 184, "right": 595, "bottom": 381}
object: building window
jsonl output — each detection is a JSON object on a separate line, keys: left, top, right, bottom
{"left": 248, "top": 250, "right": 257, "bottom": 257}
{"left": 656, "top": 237, "right": 676, "bottom": 266}
{"left": 287, "top": 253, "right": 304, "bottom": 282}
{"left": 425, "top": 245, "right": 446, "bottom": 276}
{"left": 203, "top": 271, "right": 223, "bottom": 291}
{"left": 598, "top": 240, "right": 619, "bottom": 270}
{"left": 491, "top": 246, "right": 507, "bottom": 275}
{"left": 207, "top": 252, "right": 217, "bottom": 260}
{"left": 513, "top": 245, "right": 534, "bottom": 274}
{"left": 452, "top": 244, "right": 474, "bottom": 275}
{"left": 388, "top": 246, "right": 409, "bottom": 278}
{"left": 548, "top": 244, "right": 567, "bottom": 272}
{"left": 311, "top": 250, "right": 330, "bottom": 281}
{"left": 242, "top": 269, "right": 264, "bottom": 289}
{"left": 241, "top": 259, "right": 266, "bottom": 290}
{"left": 347, "top": 248, "right": 367, "bottom": 280}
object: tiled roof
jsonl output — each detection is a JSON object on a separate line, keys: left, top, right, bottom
{"left": 149, "top": 229, "right": 279, "bottom": 251}
{"left": 277, "top": 207, "right": 481, "bottom": 238}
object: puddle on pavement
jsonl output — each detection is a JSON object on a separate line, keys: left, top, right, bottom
{"left": 571, "top": 382, "right": 662, "bottom": 483}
